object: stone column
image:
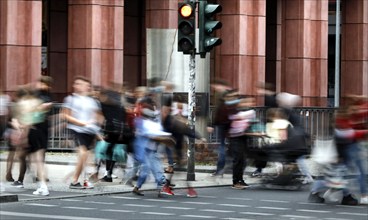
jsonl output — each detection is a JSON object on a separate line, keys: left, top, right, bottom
{"left": 216, "top": 0, "right": 266, "bottom": 96}
{"left": 280, "top": 0, "right": 329, "bottom": 106}
{"left": 341, "top": 0, "right": 368, "bottom": 98}
{"left": 68, "top": 0, "right": 124, "bottom": 91}
{"left": 0, "top": 0, "right": 42, "bottom": 93}
{"left": 49, "top": 0, "right": 68, "bottom": 101}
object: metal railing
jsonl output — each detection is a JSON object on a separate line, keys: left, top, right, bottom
{"left": 46, "top": 104, "right": 336, "bottom": 150}
{"left": 207, "top": 107, "right": 336, "bottom": 144}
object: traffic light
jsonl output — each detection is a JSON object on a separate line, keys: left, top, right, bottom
{"left": 199, "top": 1, "right": 222, "bottom": 58}
{"left": 178, "top": 2, "right": 196, "bottom": 54}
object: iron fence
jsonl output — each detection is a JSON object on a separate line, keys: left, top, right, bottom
{"left": 45, "top": 104, "right": 335, "bottom": 150}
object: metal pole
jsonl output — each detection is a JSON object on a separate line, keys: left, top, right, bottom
{"left": 334, "top": 0, "right": 341, "bottom": 107}
{"left": 187, "top": 51, "right": 196, "bottom": 181}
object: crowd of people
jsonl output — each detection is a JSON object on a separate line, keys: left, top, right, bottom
{"left": 0, "top": 76, "right": 367, "bottom": 206}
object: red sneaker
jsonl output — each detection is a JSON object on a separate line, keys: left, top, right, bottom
{"left": 161, "top": 185, "right": 174, "bottom": 196}
{"left": 187, "top": 187, "right": 197, "bottom": 198}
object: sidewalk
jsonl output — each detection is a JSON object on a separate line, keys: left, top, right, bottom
{"left": 0, "top": 152, "right": 267, "bottom": 203}
{"left": 1, "top": 150, "right": 356, "bottom": 203}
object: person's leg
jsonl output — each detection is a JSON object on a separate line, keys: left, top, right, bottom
{"left": 164, "top": 146, "right": 174, "bottom": 173}
{"left": 352, "top": 144, "right": 367, "bottom": 199}
{"left": 216, "top": 126, "right": 226, "bottom": 173}
{"left": 32, "top": 148, "right": 49, "bottom": 195}
{"left": 297, "top": 155, "right": 314, "bottom": 183}
{"left": 231, "top": 137, "right": 245, "bottom": 185}
{"left": 6, "top": 145, "right": 16, "bottom": 181}
{"left": 72, "top": 145, "right": 89, "bottom": 184}
{"left": 17, "top": 149, "right": 28, "bottom": 183}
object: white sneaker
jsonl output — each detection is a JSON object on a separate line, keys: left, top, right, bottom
{"left": 360, "top": 196, "right": 368, "bottom": 205}
{"left": 83, "top": 180, "right": 94, "bottom": 189}
{"left": 33, "top": 187, "right": 49, "bottom": 196}
{"left": 104, "top": 171, "right": 118, "bottom": 179}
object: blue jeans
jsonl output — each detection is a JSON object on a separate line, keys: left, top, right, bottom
{"left": 343, "top": 142, "right": 367, "bottom": 195}
{"left": 215, "top": 125, "right": 226, "bottom": 173}
{"left": 136, "top": 149, "right": 166, "bottom": 189}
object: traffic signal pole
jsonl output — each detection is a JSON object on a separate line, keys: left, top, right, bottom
{"left": 179, "top": 0, "right": 221, "bottom": 181}
{"left": 187, "top": 51, "right": 196, "bottom": 181}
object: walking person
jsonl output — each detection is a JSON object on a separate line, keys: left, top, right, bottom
{"left": 131, "top": 97, "right": 174, "bottom": 196}
{"left": 61, "top": 76, "right": 102, "bottom": 189}
{"left": 162, "top": 107, "right": 206, "bottom": 197}
{"left": 31, "top": 76, "right": 53, "bottom": 195}
{"left": 207, "top": 79, "right": 233, "bottom": 177}
{"left": 98, "top": 87, "right": 127, "bottom": 182}
{"left": 251, "top": 82, "right": 278, "bottom": 177}
{"left": 10, "top": 85, "right": 50, "bottom": 193}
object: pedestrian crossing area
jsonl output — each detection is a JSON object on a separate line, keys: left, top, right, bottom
{"left": 1, "top": 188, "right": 367, "bottom": 220}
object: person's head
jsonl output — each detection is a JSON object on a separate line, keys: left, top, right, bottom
{"left": 134, "top": 86, "right": 147, "bottom": 99}
{"left": 36, "top": 76, "right": 53, "bottom": 91}
{"left": 73, "top": 76, "right": 91, "bottom": 95}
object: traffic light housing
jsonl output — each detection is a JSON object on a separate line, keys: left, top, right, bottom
{"left": 178, "top": 3, "right": 196, "bottom": 54}
{"left": 199, "top": 1, "right": 222, "bottom": 58}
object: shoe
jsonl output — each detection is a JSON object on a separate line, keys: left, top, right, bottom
{"left": 187, "top": 187, "right": 198, "bottom": 198}
{"left": 210, "top": 172, "right": 223, "bottom": 177}
{"left": 232, "top": 180, "right": 249, "bottom": 189}
{"left": 231, "top": 181, "right": 249, "bottom": 190}
{"left": 251, "top": 170, "right": 262, "bottom": 178}
{"left": 341, "top": 194, "right": 358, "bottom": 206}
{"left": 69, "top": 182, "right": 85, "bottom": 189}
{"left": 83, "top": 180, "right": 94, "bottom": 189}
{"left": 132, "top": 186, "right": 144, "bottom": 196}
{"left": 308, "top": 192, "right": 325, "bottom": 203}
{"left": 104, "top": 171, "right": 118, "bottom": 179}
{"left": 160, "top": 185, "right": 174, "bottom": 196}
{"left": 360, "top": 196, "right": 368, "bottom": 205}
{"left": 100, "top": 176, "right": 113, "bottom": 182}
{"left": 11, "top": 181, "right": 24, "bottom": 188}
{"left": 33, "top": 187, "right": 49, "bottom": 196}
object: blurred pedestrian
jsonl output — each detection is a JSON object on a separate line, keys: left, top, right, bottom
{"left": 98, "top": 86, "right": 128, "bottom": 182}
{"left": 224, "top": 90, "right": 252, "bottom": 189}
{"left": 207, "top": 79, "right": 233, "bottom": 177}
{"left": 62, "top": 76, "right": 102, "bottom": 189}
{"left": 251, "top": 82, "right": 278, "bottom": 177}
{"left": 10, "top": 85, "right": 49, "bottom": 193}
{"left": 308, "top": 106, "right": 363, "bottom": 206}
{"left": 132, "top": 97, "right": 175, "bottom": 196}
{"left": 30, "top": 76, "right": 53, "bottom": 195}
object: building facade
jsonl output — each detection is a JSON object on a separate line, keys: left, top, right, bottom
{"left": 0, "top": 0, "right": 367, "bottom": 106}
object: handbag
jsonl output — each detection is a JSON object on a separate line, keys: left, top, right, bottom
{"left": 112, "top": 144, "right": 127, "bottom": 162}
{"left": 94, "top": 140, "right": 108, "bottom": 160}
{"left": 311, "top": 139, "right": 338, "bottom": 165}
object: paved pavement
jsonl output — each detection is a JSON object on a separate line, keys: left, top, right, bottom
{"left": 0, "top": 151, "right": 290, "bottom": 203}
{"left": 1, "top": 148, "right": 366, "bottom": 203}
